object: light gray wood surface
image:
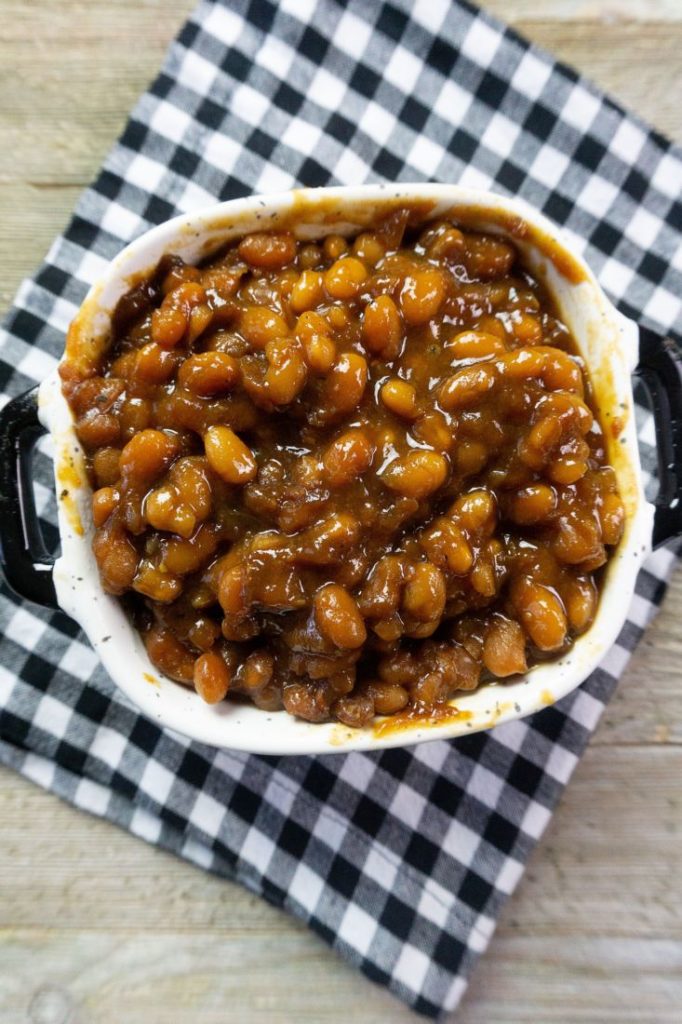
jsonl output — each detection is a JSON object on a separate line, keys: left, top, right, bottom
{"left": 1, "top": 2, "right": 681, "bottom": 1021}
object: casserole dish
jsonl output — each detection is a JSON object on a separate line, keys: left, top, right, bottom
{"left": 1, "top": 183, "right": 680, "bottom": 753}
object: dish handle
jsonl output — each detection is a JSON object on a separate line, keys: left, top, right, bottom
{"left": 0, "top": 386, "right": 58, "bottom": 608}
{"left": 636, "top": 327, "right": 682, "bottom": 548}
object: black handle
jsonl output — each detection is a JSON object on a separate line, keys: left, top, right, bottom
{"left": 636, "top": 327, "right": 682, "bottom": 549}
{"left": 0, "top": 387, "right": 58, "bottom": 607}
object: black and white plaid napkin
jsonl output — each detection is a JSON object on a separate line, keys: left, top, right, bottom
{"left": 1, "top": 0, "right": 681, "bottom": 1017}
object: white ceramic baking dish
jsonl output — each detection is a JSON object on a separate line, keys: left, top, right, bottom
{"left": 1, "top": 183, "right": 680, "bottom": 754}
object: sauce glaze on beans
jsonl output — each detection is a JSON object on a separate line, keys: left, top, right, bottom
{"left": 60, "top": 210, "right": 626, "bottom": 728}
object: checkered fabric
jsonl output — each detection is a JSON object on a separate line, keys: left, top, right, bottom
{"left": 1, "top": 0, "right": 681, "bottom": 1017}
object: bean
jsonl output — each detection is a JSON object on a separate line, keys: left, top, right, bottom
{"left": 92, "top": 446, "right": 121, "bottom": 487}
{"left": 151, "top": 303, "right": 187, "bottom": 349}
{"left": 439, "top": 363, "right": 498, "bottom": 410}
{"left": 420, "top": 517, "right": 473, "bottom": 574}
{"left": 402, "top": 562, "right": 446, "bottom": 622}
{"left": 482, "top": 616, "right": 527, "bottom": 677}
{"left": 218, "top": 563, "right": 248, "bottom": 617}
{"left": 600, "top": 492, "right": 625, "bottom": 546}
{"left": 108, "top": 350, "right": 137, "bottom": 379}
{"left": 119, "top": 429, "right": 178, "bottom": 483}
{"left": 426, "top": 226, "right": 465, "bottom": 260}
{"left": 470, "top": 555, "right": 497, "bottom": 597}
{"left": 164, "top": 524, "right": 217, "bottom": 575}
{"left": 502, "top": 346, "right": 583, "bottom": 394}
{"left": 446, "top": 330, "right": 506, "bottom": 360}
{"left": 240, "top": 306, "right": 289, "bottom": 349}
{"left": 553, "top": 516, "right": 602, "bottom": 565}
{"left": 541, "top": 348, "right": 584, "bottom": 394}
{"left": 204, "top": 426, "right": 257, "bottom": 484}
{"left": 357, "top": 554, "right": 404, "bottom": 618}
{"left": 324, "top": 257, "right": 368, "bottom": 300}
{"left": 400, "top": 268, "right": 445, "bottom": 326}
{"left": 475, "top": 314, "right": 507, "bottom": 340}
{"left": 314, "top": 583, "right": 367, "bottom": 649}
{"left": 264, "top": 337, "right": 307, "bottom": 405}
{"left": 520, "top": 416, "right": 562, "bottom": 468}
{"left": 323, "top": 234, "right": 348, "bottom": 260}
{"left": 301, "top": 331, "right": 336, "bottom": 374}
{"left": 462, "top": 235, "right": 515, "bottom": 279}
{"left": 499, "top": 347, "right": 546, "bottom": 379}
{"left": 413, "top": 409, "right": 455, "bottom": 452}
{"left": 238, "top": 232, "right": 297, "bottom": 269}
{"left": 380, "top": 378, "right": 418, "bottom": 419}
{"left": 332, "top": 693, "right": 374, "bottom": 728}
{"left": 145, "top": 624, "right": 195, "bottom": 684}
{"left": 538, "top": 391, "right": 592, "bottom": 434}
{"left": 295, "top": 310, "right": 329, "bottom": 341}
{"left": 362, "top": 294, "right": 402, "bottom": 358}
{"left": 450, "top": 489, "right": 496, "bottom": 535}
{"left": 367, "top": 681, "right": 409, "bottom": 715}
{"left": 187, "top": 617, "right": 221, "bottom": 652}
{"left": 236, "top": 651, "right": 274, "bottom": 691}
{"left": 283, "top": 682, "right": 331, "bottom": 723}
{"left": 187, "top": 304, "right": 213, "bottom": 344}
{"left": 92, "top": 486, "right": 119, "bottom": 527}
{"left": 290, "top": 270, "right": 324, "bottom": 313}
{"left": 512, "top": 578, "right": 567, "bottom": 651}
{"left": 352, "top": 233, "right": 385, "bottom": 265}
{"left": 161, "top": 262, "right": 201, "bottom": 295}
{"left": 294, "top": 311, "right": 337, "bottom": 373}
{"left": 322, "top": 428, "right": 374, "bottom": 487}
{"left": 177, "top": 351, "right": 240, "bottom": 395}
{"left": 151, "top": 283, "right": 205, "bottom": 349}
{"left": 299, "top": 244, "right": 322, "bottom": 269}
{"left": 508, "top": 484, "right": 557, "bottom": 525}
{"left": 76, "top": 410, "right": 120, "bottom": 449}
{"left": 382, "top": 450, "right": 448, "bottom": 500}
{"left": 119, "top": 398, "right": 151, "bottom": 440}
{"left": 510, "top": 312, "right": 542, "bottom": 345}
{"left": 135, "top": 342, "right": 179, "bottom": 384}
{"left": 377, "top": 649, "right": 416, "bottom": 686}
{"left": 548, "top": 456, "right": 588, "bottom": 485}
{"left": 133, "top": 560, "right": 182, "bottom": 603}
{"left": 171, "top": 457, "right": 213, "bottom": 520}
{"left": 322, "top": 352, "right": 368, "bottom": 416}
{"left": 295, "top": 513, "right": 360, "bottom": 565}
{"left": 194, "top": 650, "right": 232, "bottom": 703}
{"left": 145, "top": 486, "right": 196, "bottom": 538}
{"left": 562, "top": 576, "right": 598, "bottom": 632}
{"left": 576, "top": 546, "right": 607, "bottom": 572}
{"left": 121, "top": 490, "right": 144, "bottom": 535}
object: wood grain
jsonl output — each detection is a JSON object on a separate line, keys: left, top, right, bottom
{"left": 1, "top": 2, "right": 681, "bottom": 1022}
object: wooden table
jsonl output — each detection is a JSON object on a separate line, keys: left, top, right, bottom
{"left": 1, "top": 2, "right": 681, "bottom": 1021}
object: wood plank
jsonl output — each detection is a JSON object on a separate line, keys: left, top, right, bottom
{"left": 460, "top": 937, "right": 682, "bottom": 1024}
{"left": 486, "top": 0, "right": 682, "bottom": 21}
{"left": 0, "top": 928, "right": 415, "bottom": 1024}
{"left": 1, "top": 747, "right": 678, "bottom": 937}
{"left": 0, "top": 746, "right": 680, "bottom": 1022}
{"left": 595, "top": 564, "right": 682, "bottom": 746}
{"left": 0, "top": 1, "right": 192, "bottom": 185}
{"left": 0, "top": 184, "right": 82, "bottom": 313}
{"left": 2, "top": 928, "right": 680, "bottom": 1024}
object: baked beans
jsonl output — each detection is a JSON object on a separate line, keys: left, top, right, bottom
{"left": 60, "top": 209, "right": 625, "bottom": 728}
